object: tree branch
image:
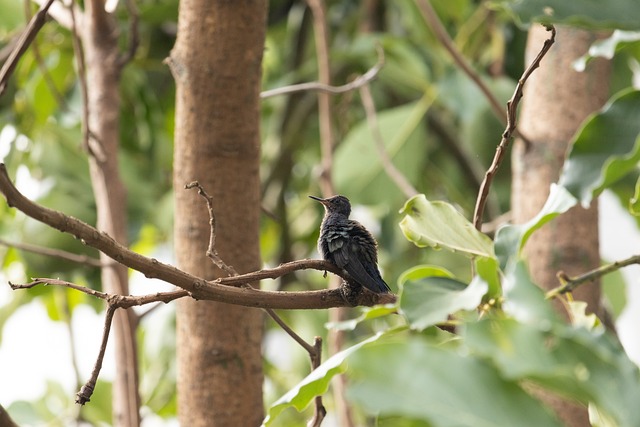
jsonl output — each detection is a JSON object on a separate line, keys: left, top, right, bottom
{"left": 359, "top": 83, "right": 419, "bottom": 199}
{"left": 0, "top": 0, "right": 57, "bottom": 97}
{"left": 472, "top": 25, "right": 556, "bottom": 230}
{"left": 0, "top": 164, "right": 395, "bottom": 309}
{"left": 547, "top": 254, "right": 640, "bottom": 299}
{"left": 0, "top": 237, "right": 105, "bottom": 267}
{"left": 76, "top": 304, "right": 115, "bottom": 405}
{"left": 185, "top": 181, "right": 238, "bottom": 276}
{"left": 414, "top": 0, "right": 530, "bottom": 145}
{"left": 260, "top": 45, "right": 384, "bottom": 99}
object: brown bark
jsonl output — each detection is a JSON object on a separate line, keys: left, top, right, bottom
{"left": 170, "top": 1, "right": 267, "bottom": 426}
{"left": 512, "top": 26, "right": 611, "bottom": 426}
{"left": 83, "top": 1, "right": 140, "bottom": 425}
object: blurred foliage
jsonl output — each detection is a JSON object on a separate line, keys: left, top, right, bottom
{"left": 0, "top": 0, "right": 639, "bottom": 425}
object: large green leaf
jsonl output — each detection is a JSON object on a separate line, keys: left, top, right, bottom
{"left": 559, "top": 89, "right": 640, "bottom": 205}
{"left": 494, "top": 184, "right": 577, "bottom": 269}
{"left": 399, "top": 194, "right": 495, "bottom": 258}
{"left": 347, "top": 336, "right": 563, "bottom": 426}
{"left": 262, "top": 333, "right": 384, "bottom": 427}
{"left": 400, "top": 276, "right": 487, "bottom": 331}
{"left": 500, "top": 0, "right": 640, "bottom": 30}
{"left": 465, "top": 318, "right": 640, "bottom": 427}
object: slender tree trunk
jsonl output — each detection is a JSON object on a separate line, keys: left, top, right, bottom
{"left": 83, "top": 1, "right": 140, "bottom": 426}
{"left": 170, "top": 1, "right": 267, "bottom": 426}
{"left": 512, "top": 25, "right": 611, "bottom": 426}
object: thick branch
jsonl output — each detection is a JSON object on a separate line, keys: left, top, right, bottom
{"left": 472, "top": 25, "right": 556, "bottom": 230}
{"left": 0, "top": 164, "right": 394, "bottom": 309}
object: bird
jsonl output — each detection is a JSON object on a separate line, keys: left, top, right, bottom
{"left": 309, "top": 195, "right": 391, "bottom": 294}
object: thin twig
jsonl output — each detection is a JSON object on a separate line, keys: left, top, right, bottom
{"left": 260, "top": 45, "right": 384, "bottom": 99}
{"left": 359, "top": 83, "right": 419, "bottom": 199}
{"left": 0, "top": 237, "right": 105, "bottom": 267}
{"left": 308, "top": 337, "right": 326, "bottom": 427}
{"left": 68, "top": 0, "right": 105, "bottom": 161}
{"left": 472, "top": 25, "right": 556, "bottom": 230}
{"left": 75, "top": 304, "right": 115, "bottom": 404}
{"left": 0, "top": 0, "right": 57, "bottom": 97}
{"left": 306, "top": 0, "right": 334, "bottom": 197}
{"left": 23, "top": 0, "right": 69, "bottom": 110}
{"left": 547, "top": 254, "right": 640, "bottom": 299}
{"left": 117, "top": 0, "right": 140, "bottom": 68}
{"left": 10, "top": 278, "right": 189, "bottom": 306}
{"left": 185, "top": 181, "right": 238, "bottom": 276}
{"left": 264, "top": 308, "right": 326, "bottom": 426}
{"left": 414, "top": 0, "right": 530, "bottom": 145}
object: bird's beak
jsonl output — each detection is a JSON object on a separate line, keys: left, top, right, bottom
{"left": 308, "top": 195, "right": 328, "bottom": 205}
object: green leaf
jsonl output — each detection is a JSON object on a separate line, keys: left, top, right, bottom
{"left": 347, "top": 336, "right": 563, "bottom": 426}
{"left": 262, "top": 333, "right": 384, "bottom": 427}
{"left": 630, "top": 176, "right": 640, "bottom": 216}
{"left": 601, "top": 262, "right": 627, "bottom": 318}
{"left": 474, "top": 256, "right": 501, "bottom": 298}
{"left": 500, "top": 0, "right": 640, "bottom": 30}
{"left": 325, "top": 305, "right": 396, "bottom": 331}
{"left": 574, "top": 30, "right": 640, "bottom": 71}
{"left": 502, "top": 261, "right": 559, "bottom": 324}
{"left": 559, "top": 89, "right": 640, "bottom": 205}
{"left": 465, "top": 318, "right": 640, "bottom": 427}
{"left": 397, "top": 264, "right": 454, "bottom": 285}
{"left": 400, "top": 276, "right": 487, "bottom": 330}
{"left": 399, "top": 194, "right": 495, "bottom": 258}
{"left": 494, "top": 184, "right": 577, "bottom": 269}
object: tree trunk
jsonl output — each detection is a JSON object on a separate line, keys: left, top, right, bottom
{"left": 170, "top": 1, "right": 267, "bottom": 426}
{"left": 83, "top": 1, "right": 140, "bottom": 425}
{"left": 512, "top": 25, "right": 611, "bottom": 426}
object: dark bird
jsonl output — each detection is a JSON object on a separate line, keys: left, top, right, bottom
{"left": 310, "top": 195, "right": 391, "bottom": 294}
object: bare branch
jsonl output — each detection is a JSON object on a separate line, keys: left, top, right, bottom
{"left": 11, "top": 278, "right": 189, "bottom": 307}
{"left": 308, "top": 337, "right": 326, "bottom": 427}
{"left": 414, "top": 0, "right": 530, "bottom": 145}
{"left": 10, "top": 277, "right": 187, "bottom": 404}
{"left": 185, "top": 181, "right": 238, "bottom": 276}
{"left": 117, "top": 0, "right": 140, "bottom": 68}
{"left": 472, "top": 25, "right": 556, "bottom": 230}
{"left": 547, "top": 254, "right": 640, "bottom": 299}
{"left": 0, "top": 237, "right": 105, "bottom": 267}
{"left": 359, "top": 83, "right": 419, "bottom": 199}
{"left": 261, "top": 45, "right": 384, "bottom": 99}
{"left": 76, "top": 304, "right": 115, "bottom": 405}
{"left": 0, "top": 164, "right": 395, "bottom": 309}
{"left": 0, "top": 0, "right": 57, "bottom": 97}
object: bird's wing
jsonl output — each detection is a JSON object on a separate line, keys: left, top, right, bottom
{"left": 328, "top": 227, "right": 390, "bottom": 293}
